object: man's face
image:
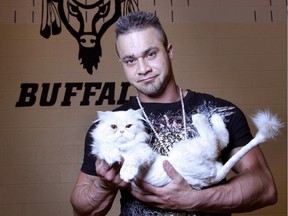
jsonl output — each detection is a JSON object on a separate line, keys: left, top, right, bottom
{"left": 116, "top": 27, "right": 173, "bottom": 97}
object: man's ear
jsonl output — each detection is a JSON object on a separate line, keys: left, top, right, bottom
{"left": 167, "top": 44, "right": 173, "bottom": 60}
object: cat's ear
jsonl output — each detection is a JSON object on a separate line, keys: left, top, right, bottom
{"left": 97, "top": 111, "right": 114, "bottom": 119}
{"left": 92, "top": 111, "right": 104, "bottom": 123}
{"left": 94, "top": 111, "right": 110, "bottom": 122}
{"left": 97, "top": 111, "right": 105, "bottom": 119}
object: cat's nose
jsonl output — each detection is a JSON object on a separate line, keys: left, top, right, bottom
{"left": 120, "top": 130, "right": 124, "bottom": 134}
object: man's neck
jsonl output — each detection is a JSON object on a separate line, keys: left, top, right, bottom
{"left": 137, "top": 84, "right": 186, "bottom": 103}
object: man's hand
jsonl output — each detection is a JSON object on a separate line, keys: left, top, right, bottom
{"left": 130, "top": 160, "right": 195, "bottom": 211}
{"left": 96, "top": 159, "right": 130, "bottom": 190}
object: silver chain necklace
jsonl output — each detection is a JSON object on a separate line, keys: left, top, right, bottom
{"left": 136, "top": 87, "right": 187, "bottom": 155}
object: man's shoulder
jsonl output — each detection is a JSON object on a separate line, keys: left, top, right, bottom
{"left": 113, "top": 96, "right": 138, "bottom": 111}
{"left": 187, "top": 90, "right": 233, "bottom": 107}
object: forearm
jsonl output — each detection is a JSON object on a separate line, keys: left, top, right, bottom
{"left": 188, "top": 163, "right": 277, "bottom": 213}
{"left": 71, "top": 176, "right": 118, "bottom": 216}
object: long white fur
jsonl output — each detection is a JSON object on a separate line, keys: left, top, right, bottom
{"left": 90, "top": 109, "right": 156, "bottom": 182}
{"left": 136, "top": 110, "right": 283, "bottom": 190}
{"left": 90, "top": 109, "right": 283, "bottom": 190}
{"left": 213, "top": 111, "right": 283, "bottom": 185}
{"left": 134, "top": 113, "right": 227, "bottom": 190}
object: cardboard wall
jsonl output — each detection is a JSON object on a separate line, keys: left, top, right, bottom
{"left": 0, "top": 1, "right": 286, "bottom": 215}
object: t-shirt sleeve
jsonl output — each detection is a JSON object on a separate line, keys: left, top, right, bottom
{"left": 222, "top": 105, "right": 253, "bottom": 161}
{"left": 80, "top": 123, "right": 97, "bottom": 176}
{"left": 196, "top": 92, "right": 253, "bottom": 151}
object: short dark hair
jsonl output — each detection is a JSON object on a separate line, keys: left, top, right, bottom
{"left": 115, "top": 11, "right": 168, "bottom": 48}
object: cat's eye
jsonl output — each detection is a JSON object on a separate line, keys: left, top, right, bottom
{"left": 111, "top": 124, "right": 117, "bottom": 129}
{"left": 126, "top": 124, "right": 133, "bottom": 128}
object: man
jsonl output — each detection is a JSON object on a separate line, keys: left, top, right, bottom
{"left": 70, "top": 11, "right": 277, "bottom": 215}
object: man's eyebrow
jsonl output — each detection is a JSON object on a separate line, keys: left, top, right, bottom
{"left": 121, "top": 54, "right": 134, "bottom": 61}
{"left": 121, "top": 47, "right": 158, "bottom": 61}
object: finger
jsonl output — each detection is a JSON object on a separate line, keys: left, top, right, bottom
{"left": 96, "top": 159, "right": 116, "bottom": 180}
{"left": 133, "top": 177, "right": 158, "bottom": 194}
{"left": 95, "top": 159, "right": 131, "bottom": 191}
{"left": 114, "top": 176, "right": 130, "bottom": 190}
{"left": 131, "top": 187, "right": 155, "bottom": 202}
{"left": 96, "top": 159, "right": 110, "bottom": 171}
{"left": 130, "top": 187, "right": 165, "bottom": 209}
{"left": 96, "top": 160, "right": 109, "bottom": 178}
{"left": 163, "top": 160, "right": 181, "bottom": 180}
{"left": 105, "top": 162, "right": 122, "bottom": 181}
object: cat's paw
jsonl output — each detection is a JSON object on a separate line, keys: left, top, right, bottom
{"left": 210, "top": 114, "right": 225, "bottom": 129}
{"left": 210, "top": 114, "right": 229, "bottom": 149}
{"left": 120, "top": 164, "right": 138, "bottom": 182}
{"left": 192, "top": 114, "right": 211, "bottom": 136}
{"left": 102, "top": 148, "right": 121, "bottom": 166}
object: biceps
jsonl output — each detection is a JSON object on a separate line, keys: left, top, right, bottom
{"left": 230, "top": 146, "right": 269, "bottom": 174}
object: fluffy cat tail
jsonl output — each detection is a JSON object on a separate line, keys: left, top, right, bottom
{"left": 214, "top": 110, "right": 283, "bottom": 184}
{"left": 252, "top": 110, "right": 283, "bottom": 140}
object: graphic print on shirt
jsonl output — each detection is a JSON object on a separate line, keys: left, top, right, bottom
{"left": 147, "top": 103, "right": 236, "bottom": 155}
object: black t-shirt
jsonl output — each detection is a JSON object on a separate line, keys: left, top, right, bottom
{"left": 80, "top": 90, "right": 253, "bottom": 216}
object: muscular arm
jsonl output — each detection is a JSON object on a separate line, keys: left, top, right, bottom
{"left": 190, "top": 146, "right": 277, "bottom": 213}
{"left": 70, "top": 159, "right": 129, "bottom": 216}
{"left": 131, "top": 146, "right": 277, "bottom": 213}
{"left": 70, "top": 172, "right": 118, "bottom": 216}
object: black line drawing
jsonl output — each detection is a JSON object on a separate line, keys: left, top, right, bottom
{"left": 40, "top": 0, "right": 139, "bottom": 75}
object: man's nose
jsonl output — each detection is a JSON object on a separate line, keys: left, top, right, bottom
{"left": 137, "top": 58, "right": 151, "bottom": 75}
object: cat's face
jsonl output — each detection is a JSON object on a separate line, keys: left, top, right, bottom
{"left": 97, "top": 109, "right": 145, "bottom": 143}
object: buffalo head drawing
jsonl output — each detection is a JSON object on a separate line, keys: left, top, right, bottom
{"left": 40, "top": 0, "right": 138, "bottom": 74}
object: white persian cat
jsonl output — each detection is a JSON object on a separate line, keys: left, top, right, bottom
{"left": 90, "top": 109, "right": 156, "bottom": 182}
{"left": 91, "top": 109, "right": 282, "bottom": 190}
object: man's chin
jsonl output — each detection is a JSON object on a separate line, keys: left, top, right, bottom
{"left": 137, "top": 85, "right": 162, "bottom": 97}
